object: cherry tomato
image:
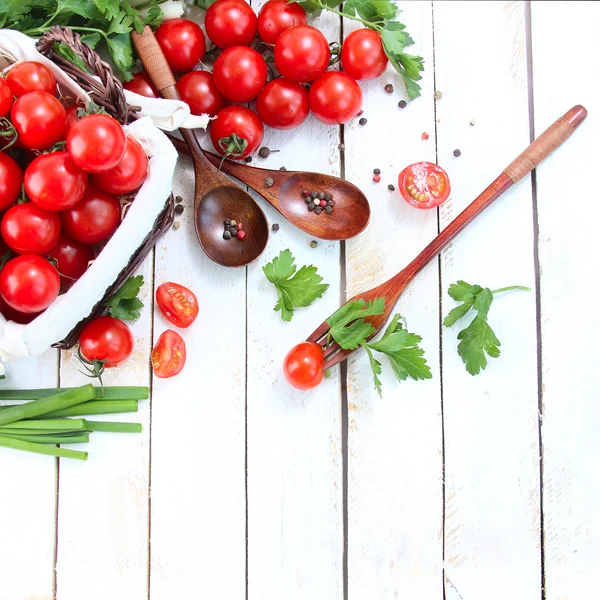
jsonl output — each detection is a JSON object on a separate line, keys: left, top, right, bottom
{"left": 210, "top": 105, "right": 264, "bottom": 160}
{"left": 398, "top": 161, "right": 451, "bottom": 209}
{"left": 123, "top": 72, "right": 158, "bottom": 98}
{"left": 274, "top": 25, "right": 330, "bottom": 82}
{"left": 0, "top": 153, "right": 23, "bottom": 211}
{"left": 156, "top": 282, "right": 199, "bottom": 328}
{"left": 152, "top": 329, "right": 186, "bottom": 378}
{"left": 65, "top": 105, "right": 80, "bottom": 133}
{"left": 79, "top": 316, "right": 133, "bottom": 368}
{"left": 0, "top": 78, "right": 13, "bottom": 117}
{"left": 283, "top": 341, "right": 324, "bottom": 390}
{"left": 341, "top": 29, "right": 388, "bottom": 81}
{"left": 61, "top": 187, "right": 120, "bottom": 244}
{"left": 91, "top": 136, "right": 148, "bottom": 195}
{"left": 6, "top": 61, "right": 57, "bottom": 97}
{"left": 155, "top": 18, "right": 205, "bottom": 73}
{"left": 11, "top": 91, "right": 66, "bottom": 150}
{"left": 67, "top": 114, "right": 127, "bottom": 173}
{"left": 213, "top": 46, "right": 268, "bottom": 103}
{"left": 1, "top": 203, "right": 61, "bottom": 255}
{"left": 177, "top": 71, "right": 225, "bottom": 118}
{"left": 24, "top": 151, "right": 88, "bottom": 211}
{"left": 0, "top": 254, "right": 60, "bottom": 313}
{"left": 258, "top": 0, "right": 307, "bottom": 45}
{"left": 308, "top": 71, "right": 362, "bottom": 125}
{"left": 205, "top": 0, "right": 257, "bottom": 49}
{"left": 256, "top": 78, "right": 309, "bottom": 130}
{"left": 0, "top": 293, "right": 39, "bottom": 324}
{"left": 47, "top": 233, "right": 94, "bottom": 287}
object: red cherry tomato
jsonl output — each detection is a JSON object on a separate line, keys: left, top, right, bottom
{"left": 0, "top": 79, "right": 13, "bottom": 117}
{"left": 61, "top": 187, "right": 120, "bottom": 244}
{"left": 274, "top": 25, "right": 330, "bottom": 82}
{"left": 0, "top": 293, "right": 39, "bottom": 324}
{"left": 67, "top": 114, "right": 127, "bottom": 173}
{"left": 213, "top": 46, "right": 268, "bottom": 103}
{"left": 258, "top": 0, "right": 307, "bottom": 45}
{"left": 0, "top": 153, "right": 23, "bottom": 211}
{"left": 177, "top": 71, "right": 225, "bottom": 118}
{"left": 0, "top": 255, "right": 60, "bottom": 313}
{"left": 155, "top": 18, "right": 205, "bottom": 73}
{"left": 341, "top": 28, "right": 388, "bottom": 81}
{"left": 123, "top": 72, "right": 158, "bottom": 98}
{"left": 91, "top": 136, "right": 148, "bottom": 195}
{"left": 398, "top": 162, "right": 451, "bottom": 209}
{"left": 48, "top": 233, "right": 94, "bottom": 288}
{"left": 283, "top": 341, "right": 324, "bottom": 390}
{"left": 65, "top": 105, "right": 80, "bottom": 133}
{"left": 6, "top": 61, "right": 57, "bottom": 97}
{"left": 11, "top": 91, "right": 66, "bottom": 150}
{"left": 205, "top": 0, "right": 257, "bottom": 48}
{"left": 210, "top": 105, "right": 264, "bottom": 160}
{"left": 256, "top": 78, "right": 309, "bottom": 130}
{"left": 79, "top": 316, "right": 134, "bottom": 368}
{"left": 1, "top": 203, "right": 61, "bottom": 255}
{"left": 152, "top": 329, "right": 186, "bottom": 378}
{"left": 24, "top": 151, "right": 88, "bottom": 211}
{"left": 156, "top": 282, "right": 199, "bottom": 328}
{"left": 308, "top": 71, "right": 362, "bottom": 125}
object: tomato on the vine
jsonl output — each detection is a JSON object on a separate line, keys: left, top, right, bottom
{"left": 210, "top": 105, "right": 264, "bottom": 160}
{"left": 24, "top": 151, "right": 88, "bottom": 211}
{"left": 256, "top": 78, "right": 309, "bottom": 130}
{"left": 123, "top": 72, "right": 158, "bottom": 98}
{"left": 0, "top": 79, "right": 13, "bottom": 117}
{"left": 0, "top": 153, "right": 23, "bottom": 211}
{"left": 341, "top": 28, "right": 388, "bottom": 81}
{"left": 398, "top": 162, "right": 451, "bottom": 209}
{"left": 79, "top": 316, "right": 134, "bottom": 368}
{"left": 6, "top": 61, "right": 57, "bottom": 97}
{"left": 48, "top": 233, "right": 94, "bottom": 287}
{"left": 67, "top": 114, "right": 127, "bottom": 173}
{"left": 155, "top": 18, "right": 205, "bottom": 73}
{"left": 91, "top": 136, "right": 148, "bottom": 195}
{"left": 152, "top": 329, "right": 186, "bottom": 378}
{"left": 205, "top": 0, "right": 257, "bottom": 48}
{"left": 1, "top": 203, "right": 61, "bottom": 255}
{"left": 0, "top": 254, "right": 60, "bottom": 313}
{"left": 213, "top": 46, "right": 268, "bottom": 103}
{"left": 11, "top": 91, "right": 66, "bottom": 150}
{"left": 308, "top": 71, "right": 362, "bottom": 125}
{"left": 258, "top": 0, "right": 307, "bottom": 45}
{"left": 283, "top": 341, "right": 324, "bottom": 390}
{"left": 156, "top": 282, "right": 198, "bottom": 328}
{"left": 177, "top": 71, "right": 225, "bottom": 118}
{"left": 274, "top": 25, "right": 330, "bottom": 82}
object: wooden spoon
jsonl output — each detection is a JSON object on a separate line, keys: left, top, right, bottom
{"left": 167, "top": 135, "right": 371, "bottom": 241}
{"left": 131, "top": 27, "right": 269, "bottom": 268}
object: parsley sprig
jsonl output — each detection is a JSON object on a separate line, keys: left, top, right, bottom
{"left": 443, "top": 281, "right": 530, "bottom": 375}
{"left": 104, "top": 275, "right": 145, "bottom": 320}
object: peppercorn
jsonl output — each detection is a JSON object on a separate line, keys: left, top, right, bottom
{"left": 223, "top": 219, "right": 230, "bottom": 226}
{"left": 338, "top": 143, "right": 345, "bottom": 151}
{"left": 230, "top": 220, "right": 236, "bottom": 227}
{"left": 310, "top": 191, "right": 317, "bottom": 199}
{"left": 453, "top": 149, "right": 461, "bottom": 157}
{"left": 237, "top": 222, "right": 243, "bottom": 230}
{"left": 325, "top": 206, "right": 333, "bottom": 214}
{"left": 308, "top": 203, "right": 315, "bottom": 211}
{"left": 313, "top": 198, "right": 320, "bottom": 206}
{"left": 305, "top": 197, "right": 312, "bottom": 204}
{"left": 385, "top": 84, "right": 394, "bottom": 94}
{"left": 421, "top": 132, "right": 429, "bottom": 141}
{"left": 320, "top": 199, "right": 327, "bottom": 208}
{"left": 469, "top": 119, "right": 476, "bottom": 126}
{"left": 373, "top": 168, "right": 381, "bottom": 175}
{"left": 388, "top": 184, "right": 395, "bottom": 191}
{"left": 310, "top": 240, "right": 318, "bottom": 248}
{"left": 314, "top": 207, "right": 323, "bottom": 215}
{"left": 434, "top": 90, "right": 443, "bottom": 99}
{"left": 279, "top": 166, "right": 287, "bottom": 171}
{"left": 324, "top": 193, "right": 332, "bottom": 201}
{"left": 359, "top": 117, "right": 368, "bottom": 126}
{"left": 223, "top": 230, "right": 231, "bottom": 240}
{"left": 373, "top": 174, "right": 381, "bottom": 183}
{"left": 271, "top": 223, "right": 280, "bottom": 233}
{"left": 327, "top": 199, "right": 334, "bottom": 206}
{"left": 175, "top": 195, "right": 183, "bottom": 203}
{"left": 258, "top": 147, "right": 270, "bottom": 158}
{"left": 317, "top": 192, "right": 324, "bottom": 199}
{"left": 244, "top": 156, "right": 252, "bottom": 163}
{"left": 237, "top": 230, "right": 246, "bottom": 240}
{"left": 175, "top": 204, "right": 184, "bottom": 215}
{"left": 398, "top": 100, "right": 407, "bottom": 109}
{"left": 264, "top": 177, "right": 274, "bottom": 187}
{"left": 301, "top": 190, "right": 310, "bottom": 197}
{"left": 173, "top": 221, "right": 180, "bottom": 230}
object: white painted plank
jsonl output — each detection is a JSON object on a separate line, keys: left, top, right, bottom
{"left": 55, "top": 257, "right": 152, "bottom": 600}
{"left": 530, "top": 2, "right": 600, "bottom": 598}
{"left": 245, "top": 4, "right": 343, "bottom": 599}
{"left": 0, "top": 351, "right": 58, "bottom": 600}
{"left": 434, "top": 2, "right": 541, "bottom": 598}
{"left": 343, "top": 3, "right": 443, "bottom": 599}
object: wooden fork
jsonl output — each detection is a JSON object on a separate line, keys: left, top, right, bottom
{"left": 308, "top": 105, "right": 587, "bottom": 370}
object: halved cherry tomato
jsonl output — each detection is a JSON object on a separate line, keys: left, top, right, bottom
{"left": 123, "top": 72, "right": 158, "bottom": 98}
{"left": 177, "top": 70, "right": 225, "bottom": 118}
{"left": 155, "top": 18, "right": 205, "bottom": 73}
{"left": 48, "top": 233, "right": 94, "bottom": 288}
{"left": 0, "top": 153, "right": 23, "bottom": 211}
{"left": 398, "top": 161, "right": 451, "bottom": 209}
{"left": 0, "top": 78, "right": 13, "bottom": 117}
{"left": 258, "top": 0, "right": 307, "bottom": 45}
{"left": 11, "top": 91, "right": 66, "bottom": 150}
{"left": 1, "top": 203, "right": 61, "bottom": 255}
{"left": 6, "top": 61, "right": 57, "bottom": 97}
{"left": 283, "top": 341, "right": 324, "bottom": 390}
{"left": 205, "top": 0, "right": 257, "bottom": 48}
{"left": 156, "top": 282, "right": 198, "bottom": 328}
{"left": 152, "top": 329, "right": 186, "bottom": 378}
{"left": 79, "top": 316, "right": 133, "bottom": 368}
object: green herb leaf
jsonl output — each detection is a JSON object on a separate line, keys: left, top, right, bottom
{"left": 442, "top": 302, "right": 473, "bottom": 328}
{"left": 293, "top": 0, "right": 342, "bottom": 15}
{"left": 104, "top": 275, "right": 144, "bottom": 320}
{"left": 326, "top": 297, "right": 385, "bottom": 350}
{"left": 456, "top": 315, "right": 501, "bottom": 376}
{"left": 362, "top": 343, "right": 383, "bottom": 396}
{"left": 106, "top": 33, "right": 134, "bottom": 80}
{"left": 344, "top": 0, "right": 397, "bottom": 23}
{"left": 193, "top": 0, "right": 219, "bottom": 8}
{"left": 382, "top": 41, "right": 424, "bottom": 100}
{"left": 144, "top": 5, "right": 164, "bottom": 28}
{"left": 447, "top": 280, "right": 481, "bottom": 302}
{"left": 93, "top": 0, "right": 121, "bottom": 20}
{"left": 54, "top": 42, "right": 89, "bottom": 72}
{"left": 81, "top": 32, "right": 102, "bottom": 49}
{"left": 57, "top": 0, "right": 102, "bottom": 19}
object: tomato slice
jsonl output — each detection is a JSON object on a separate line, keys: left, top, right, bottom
{"left": 152, "top": 330, "right": 186, "bottom": 378}
{"left": 398, "top": 161, "right": 451, "bottom": 209}
{"left": 155, "top": 282, "right": 199, "bottom": 328}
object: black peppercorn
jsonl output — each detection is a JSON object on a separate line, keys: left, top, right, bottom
{"left": 305, "top": 197, "right": 312, "bottom": 204}
{"left": 324, "top": 193, "right": 332, "bottom": 201}
{"left": 317, "top": 192, "right": 324, "bottom": 199}
{"left": 244, "top": 156, "right": 252, "bottom": 162}
{"left": 328, "top": 200, "right": 335, "bottom": 206}
{"left": 308, "top": 203, "right": 315, "bottom": 211}
{"left": 310, "top": 191, "right": 317, "bottom": 199}
{"left": 223, "top": 230, "right": 231, "bottom": 240}
{"left": 314, "top": 207, "right": 323, "bottom": 215}
{"left": 325, "top": 206, "right": 333, "bottom": 214}
{"left": 388, "top": 184, "right": 395, "bottom": 191}
{"left": 385, "top": 84, "right": 394, "bottom": 94}
{"left": 398, "top": 100, "right": 407, "bottom": 108}
{"left": 258, "top": 147, "right": 270, "bottom": 158}
{"left": 373, "top": 168, "right": 381, "bottom": 175}
{"left": 453, "top": 149, "right": 461, "bottom": 157}
{"left": 175, "top": 195, "right": 183, "bottom": 203}
{"left": 359, "top": 117, "right": 368, "bottom": 126}
{"left": 175, "top": 204, "right": 184, "bottom": 215}
{"left": 271, "top": 223, "right": 280, "bottom": 233}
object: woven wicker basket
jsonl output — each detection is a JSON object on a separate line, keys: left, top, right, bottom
{"left": 33, "top": 26, "right": 175, "bottom": 349}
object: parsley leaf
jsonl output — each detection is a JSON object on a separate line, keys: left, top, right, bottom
{"left": 106, "top": 33, "right": 134, "bottom": 80}
{"left": 193, "top": 0, "right": 219, "bottom": 8}
{"left": 104, "top": 275, "right": 144, "bottom": 320}
{"left": 362, "top": 343, "right": 383, "bottom": 396}
{"left": 326, "top": 297, "right": 385, "bottom": 350}
{"left": 263, "top": 250, "right": 329, "bottom": 322}
{"left": 54, "top": 42, "right": 89, "bottom": 73}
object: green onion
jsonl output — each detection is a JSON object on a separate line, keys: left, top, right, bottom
{"left": 0, "top": 386, "right": 148, "bottom": 401}
{"left": 0, "top": 428, "right": 86, "bottom": 435}
{"left": 0, "top": 433, "right": 90, "bottom": 444}
{"left": 0, "top": 418, "right": 88, "bottom": 431}
{"left": 85, "top": 421, "right": 142, "bottom": 433}
{"left": 39, "top": 400, "right": 139, "bottom": 418}
{"left": 0, "top": 434, "right": 88, "bottom": 460}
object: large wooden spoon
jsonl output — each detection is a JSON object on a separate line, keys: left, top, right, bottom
{"left": 132, "top": 27, "right": 269, "bottom": 268}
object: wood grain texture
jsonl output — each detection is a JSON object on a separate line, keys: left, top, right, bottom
{"left": 434, "top": 2, "right": 541, "bottom": 598}
{"left": 531, "top": 2, "right": 600, "bottom": 598}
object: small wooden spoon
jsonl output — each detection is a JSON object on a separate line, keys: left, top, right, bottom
{"left": 132, "top": 27, "right": 269, "bottom": 268}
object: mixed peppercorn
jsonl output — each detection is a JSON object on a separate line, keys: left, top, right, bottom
{"left": 301, "top": 190, "right": 334, "bottom": 215}
{"left": 223, "top": 219, "right": 246, "bottom": 240}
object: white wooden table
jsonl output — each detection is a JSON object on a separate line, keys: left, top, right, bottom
{"left": 2, "top": 1, "right": 599, "bottom": 599}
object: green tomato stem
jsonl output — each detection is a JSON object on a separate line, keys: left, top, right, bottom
{"left": 491, "top": 285, "right": 531, "bottom": 295}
